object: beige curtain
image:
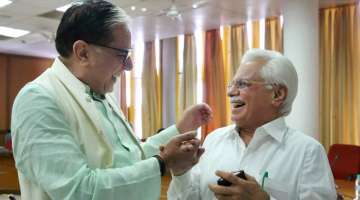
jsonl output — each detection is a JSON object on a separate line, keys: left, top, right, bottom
{"left": 320, "top": 4, "right": 360, "bottom": 150}
{"left": 252, "top": 21, "right": 260, "bottom": 48}
{"left": 119, "top": 73, "right": 128, "bottom": 119}
{"left": 175, "top": 37, "right": 182, "bottom": 121}
{"left": 177, "top": 34, "right": 197, "bottom": 116}
{"left": 229, "top": 24, "right": 249, "bottom": 78}
{"left": 142, "top": 41, "right": 162, "bottom": 138}
{"left": 265, "top": 17, "right": 283, "bottom": 52}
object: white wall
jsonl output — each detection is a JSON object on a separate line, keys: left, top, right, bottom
{"left": 283, "top": 0, "right": 320, "bottom": 139}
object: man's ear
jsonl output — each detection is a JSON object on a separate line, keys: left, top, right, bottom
{"left": 73, "top": 40, "right": 89, "bottom": 63}
{"left": 272, "top": 86, "right": 287, "bottom": 107}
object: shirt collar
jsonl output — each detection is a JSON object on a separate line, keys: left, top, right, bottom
{"left": 259, "top": 117, "right": 288, "bottom": 143}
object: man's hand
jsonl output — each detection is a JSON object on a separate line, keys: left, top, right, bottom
{"left": 159, "top": 131, "right": 204, "bottom": 176}
{"left": 208, "top": 170, "right": 270, "bottom": 200}
{"left": 176, "top": 103, "right": 213, "bottom": 134}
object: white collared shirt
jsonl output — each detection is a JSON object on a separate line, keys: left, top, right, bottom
{"left": 168, "top": 117, "right": 337, "bottom": 200}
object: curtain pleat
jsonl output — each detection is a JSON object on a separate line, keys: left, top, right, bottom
{"left": 202, "top": 29, "right": 228, "bottom": 140}
{"left": 265, "top": 17, "right": 283, "bottom": 52}
{"left": 175, "top": 37, "right": 182, "bottom": 121}
{"left": 179, "top": 34, "right": 197, "bottom": 113}
{"left": 252, "top": 21, "right": 260, "bottom": 48}
{"left": 161, "top": 38, "right": 177, "bottom": 128}
{"left": 230, "top": 24, "right": 249, "bottom": 78}
{"left": 142, "top": 41, "right": 162, "bottom": 138}
{"left": 320, "top": 4, "right": 360, "bottom": 150}
{"left": 119, "top": 73, "right": 128, "bottom": 119}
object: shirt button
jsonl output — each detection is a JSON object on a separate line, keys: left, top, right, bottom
{"left": 86, "top": 96, "right": 92, "bottom": 102}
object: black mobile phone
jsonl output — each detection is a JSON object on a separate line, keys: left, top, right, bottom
{"left": 217, "top": 170, "right": 247, "bottom": 186}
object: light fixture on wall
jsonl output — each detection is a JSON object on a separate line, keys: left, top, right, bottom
{"left": 0, "top": 0, "right": 12, "bottom": 8}
{"left": 0, "top": 26, "right": 29, "bottom": 38}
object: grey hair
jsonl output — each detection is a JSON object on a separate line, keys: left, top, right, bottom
{"left": 241, "top": 49, "right": 298, "bottom": 116}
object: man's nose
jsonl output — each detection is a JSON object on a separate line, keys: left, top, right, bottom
{"left": 227, "top": 86, "right": 239, "bottom": 97}
{"left": 123, "top": 58, "right": 133, "bottom": 71}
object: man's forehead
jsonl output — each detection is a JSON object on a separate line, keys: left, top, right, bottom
{"left": 235, "top": 60, "right": 264, "bottom": 79}
{"left": 111, "top": 24, "right": 131, "bottom": 47}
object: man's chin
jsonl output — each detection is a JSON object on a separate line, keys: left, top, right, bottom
{"left": 231, "top": 115, "right": 244, "bottom": 124}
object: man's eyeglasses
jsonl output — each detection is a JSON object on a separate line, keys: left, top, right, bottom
{"left": 227, "top": 79, "right": 273, "bottom": 90}
{"left": 86, "top": 41, "right": 132, "bottom": 69}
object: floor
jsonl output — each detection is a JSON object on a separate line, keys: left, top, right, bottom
{"left": 0, "top": 194, "right": 20, "bottom": 200}
{"left": 0, "top": 175, "right": 172, "bottom": 200}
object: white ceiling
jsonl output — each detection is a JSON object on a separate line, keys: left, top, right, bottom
{"left": 0, "top": 0, "right": 358, "bottom": 58}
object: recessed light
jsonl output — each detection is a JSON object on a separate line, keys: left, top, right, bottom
{"left": 56, "top": 2, "right": 82, "bottom": 12}
{"left": 0, "top": 26, "right": 29, "bottom": 38}
{"left": 192, "top": 4, "right": 198, "bottom": 9}
{"left": 56, "top": 3, "right": 73, "bottom": 12}
{"left": 0, "top": 0, "right": 12, "bottom": 8}
{"left": 141, "top": 7, "right": 147, "bottom": 12}
{"left": 131, "top": 6, "right": 136, "bottom": 11}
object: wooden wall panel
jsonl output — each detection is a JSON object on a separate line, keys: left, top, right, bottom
{"left": 7, "top": 54, "right": 53, "bottom": 128}
{"left": 0, "top": 55, "right": 7, "bottom": 131}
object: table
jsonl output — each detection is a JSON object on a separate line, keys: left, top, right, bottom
{"left": 335, "top": 179, "right": 355, "bottom": 200}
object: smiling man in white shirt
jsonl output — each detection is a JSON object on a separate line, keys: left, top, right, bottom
{"left": 168, "top": 49, "right": 337, "bottom": 200}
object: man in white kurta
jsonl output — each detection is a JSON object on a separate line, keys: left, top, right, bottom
{"left": 11, "top": 1, "right": 212, "bottom": 200}
{"left": 168, "top": 49, "right": 337, "bottom": 200}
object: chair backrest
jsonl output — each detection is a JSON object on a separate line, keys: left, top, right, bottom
{"left": 328, "top": 144, "right": 360, "bottom": 180}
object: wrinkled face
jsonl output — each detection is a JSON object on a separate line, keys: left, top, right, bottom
{"left": 85, "top": 24, "right": 132, "bottom": 94}
{"left": 227, "top": 60, "right": 274, "bottom": 128}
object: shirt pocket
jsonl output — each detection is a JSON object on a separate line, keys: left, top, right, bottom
{"left": 263, "top": 178, "right": 292, "bottom": 200}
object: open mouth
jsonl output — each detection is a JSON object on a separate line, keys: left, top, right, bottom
{"left": 231, "top": 100, "right": 246, "bottom": 109}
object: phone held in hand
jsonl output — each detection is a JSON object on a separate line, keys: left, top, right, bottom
{"left": 217, "top": 170, "right": 247, "bottom": 186}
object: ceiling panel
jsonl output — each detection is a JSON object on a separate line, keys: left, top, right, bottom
{"left": 0, "top": 0, "right": 358, "bottom": 58}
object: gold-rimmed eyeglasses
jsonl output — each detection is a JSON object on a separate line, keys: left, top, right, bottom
{"left": 227, "top": 79, "right": 273, "bottom": 90}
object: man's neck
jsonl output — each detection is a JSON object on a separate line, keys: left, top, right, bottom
{"left": 236, "top": 126, "right": 256, "bottom": 146}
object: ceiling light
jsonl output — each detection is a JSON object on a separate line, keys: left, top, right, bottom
{"left": 131, "top": 6, "right": 136, "bottom": 11}
{"left": 0, "top": 26, "right": 30, "bottom": 38}
{"left": 141, "top": 8, "right": 147, "bottom": 12}
{"left": 0, "top": 0, "right": 12, "bottom": 8}
{"left": 192, "top": 4, "right": 198, "bottom": 9}
{"left": 56, "top": 3, "right": 76, "bottom": 12}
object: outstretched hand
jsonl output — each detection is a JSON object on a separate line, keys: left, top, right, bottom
{"left": 176, "top": 103, "right": 213, "bottom": 134}
{"left": 159, "top": 131, "right": 204, "bottom": 176}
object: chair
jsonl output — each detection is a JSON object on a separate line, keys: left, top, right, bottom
{"left": 328, "top": 144, "right": 360, "bottom": 180}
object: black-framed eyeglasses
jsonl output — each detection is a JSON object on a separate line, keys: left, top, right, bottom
{"left": 227, "top": 79, "right": 273, "bottom": 90}
{"left": 86, "top": 41, "right": 132, "bottom": 69}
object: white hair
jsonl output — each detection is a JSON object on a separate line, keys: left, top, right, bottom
{"left": 241, "top": 49, "right": 298, "bottom": 116}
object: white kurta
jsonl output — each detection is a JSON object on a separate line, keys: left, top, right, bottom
{"left": 168, "top": 117, "right": 337, "bottom": 200}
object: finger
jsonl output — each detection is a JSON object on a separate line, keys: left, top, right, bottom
{"left": 180, "top": 143, "right": 196, "bottom": 152}
{"left": 208, "top": 184, "right": 233, "bottom": 195}
{"left": 174, "top": 131, "right": 197, "bottom": 144}
{"left": 186, "top": 139, "right": 201, "bottom": 147}
{"left": 215, "top": 170, "right": 243, "bottom": 185}
{"left": 201, "top": 104, "right": 213, "bottom": 115}
{"left": 244, "top": 172, "right": 256, "bottom": 182}
{"left": 214, "top": 194, "right": 232, "bottom": 200}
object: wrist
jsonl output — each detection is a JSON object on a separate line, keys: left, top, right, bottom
{"left": 153, "top": 155, "right": 166, "bottom": 176}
